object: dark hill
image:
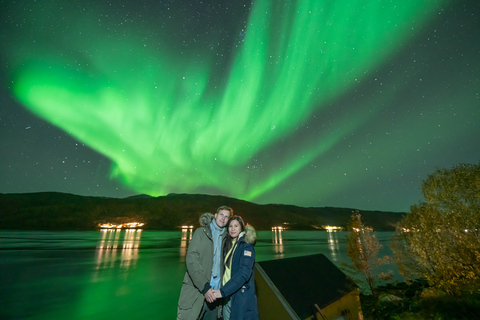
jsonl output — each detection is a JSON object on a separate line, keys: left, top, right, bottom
{"left": 0, "top": 192, "right": 405, "bottom": 231}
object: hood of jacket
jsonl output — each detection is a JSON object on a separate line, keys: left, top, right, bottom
{"left": 240, "top": 225, "right": 257, "bottom": 245}
{"left": 199, "top": 212, "right": 214, "bottom": 227}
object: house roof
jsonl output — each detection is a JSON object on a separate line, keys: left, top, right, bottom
{"left": 257, "top": 253, "right": 357, "bottom": 319}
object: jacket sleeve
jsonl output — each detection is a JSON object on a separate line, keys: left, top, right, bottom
{"left": 186, "top": 228, "right": 210, "bottom": 292}
{"left": 220, "top": 243, "right": 255, "bottom": 298}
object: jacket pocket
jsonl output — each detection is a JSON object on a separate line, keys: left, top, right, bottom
{"left": 178, "top": 284, "right": 199, "bottom": 310}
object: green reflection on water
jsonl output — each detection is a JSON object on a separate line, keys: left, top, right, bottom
{"left": 0, "top": 230, "right": 395, "bottom": 319}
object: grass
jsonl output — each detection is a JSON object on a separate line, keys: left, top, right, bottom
{"left": 360, "top": 279, "right": 480, "bottom": 320}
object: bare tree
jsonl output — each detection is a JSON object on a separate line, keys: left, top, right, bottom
{"left": 344, "top": 212, "right": 391, "bottom": 299}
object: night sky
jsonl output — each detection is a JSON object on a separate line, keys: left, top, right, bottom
{"left": 1, "top": 0, "right": 479, "bottom": 212}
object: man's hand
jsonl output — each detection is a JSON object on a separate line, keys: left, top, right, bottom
{"left": 204, "top": 288, "right": 216, "bottom": 303}
{"left": 213, "top": 289, "right": 222, "bottom": 298}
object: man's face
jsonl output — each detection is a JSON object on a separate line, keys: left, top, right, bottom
{"left": 215, "top": 209, "right": 231, "bottom": 228}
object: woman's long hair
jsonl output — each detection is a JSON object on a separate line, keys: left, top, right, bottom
{"left": 222, "top": 215, "right": 245, "bottom": 267}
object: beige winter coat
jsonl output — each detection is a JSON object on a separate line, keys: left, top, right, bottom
{"left": 177, "top": 213, "right": 225, "bottom": 319}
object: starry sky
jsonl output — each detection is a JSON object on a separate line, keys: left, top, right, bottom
{"left": 0, "top": 0, "right": 479, "bottom": 212}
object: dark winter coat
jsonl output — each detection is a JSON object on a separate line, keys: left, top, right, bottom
{"left": 220, "top": 225, "right": 259, "bottom": 320}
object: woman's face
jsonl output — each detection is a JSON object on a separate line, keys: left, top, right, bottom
{"left": 229, "top": 220, "right": 242, "bottom": 240}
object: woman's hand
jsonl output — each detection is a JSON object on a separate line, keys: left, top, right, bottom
{"left": 213, "top": 289, "right": 222, "bottom": 298}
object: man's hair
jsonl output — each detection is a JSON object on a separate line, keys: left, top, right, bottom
{"left": 216, "top": 205, "right": 233, "bottom": 216}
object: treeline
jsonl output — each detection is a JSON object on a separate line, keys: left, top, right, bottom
{"left": 0, "top": 192, "right": 405, "bottom": 230}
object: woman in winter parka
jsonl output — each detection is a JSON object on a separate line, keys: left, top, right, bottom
{"left": 214, "top": 216, "right": 259, "bottom": 320}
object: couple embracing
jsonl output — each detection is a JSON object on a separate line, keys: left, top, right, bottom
{"left": 177, "top": 206, "right": 259, "bottom": 320}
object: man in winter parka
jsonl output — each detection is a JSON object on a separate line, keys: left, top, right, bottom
{"left": 177, "top": 206, "right": 232, "bottom": 320}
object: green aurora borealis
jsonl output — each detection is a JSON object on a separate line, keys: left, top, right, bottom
{"left": 1, "top": 0, "right": 479, "bottom": 211}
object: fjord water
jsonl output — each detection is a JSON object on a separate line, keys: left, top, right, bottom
{"left": 0, "top": 230, "right": 396, "bottom": 319}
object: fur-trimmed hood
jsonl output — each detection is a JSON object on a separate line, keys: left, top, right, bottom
{"left": 240, "top": 225, "right": 257, "bottom": 245}
{"left": 199, "top": 212, "right": 214, "bottom": 227}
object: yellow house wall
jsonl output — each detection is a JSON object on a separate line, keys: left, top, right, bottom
{"left": 255, "top": 267, "right": 298, "bottom": 319}
{"left": 304, "top": 289, "right": 363, "bottom": 320}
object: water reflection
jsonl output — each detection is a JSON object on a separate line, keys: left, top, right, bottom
{"left": 327, "top": 230, "right": 340, "bottom": 262}
{"left": 272, "top": 227, "right": 284, "bottom": 258}
{"left": 95, "top": 229, "right": 142, "bottom": 272}
{"left": 121, "top": 229, "right": 142, "bottom": 269}
{"left": 180, "top": 226, "right": 194, "bottom": 261}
